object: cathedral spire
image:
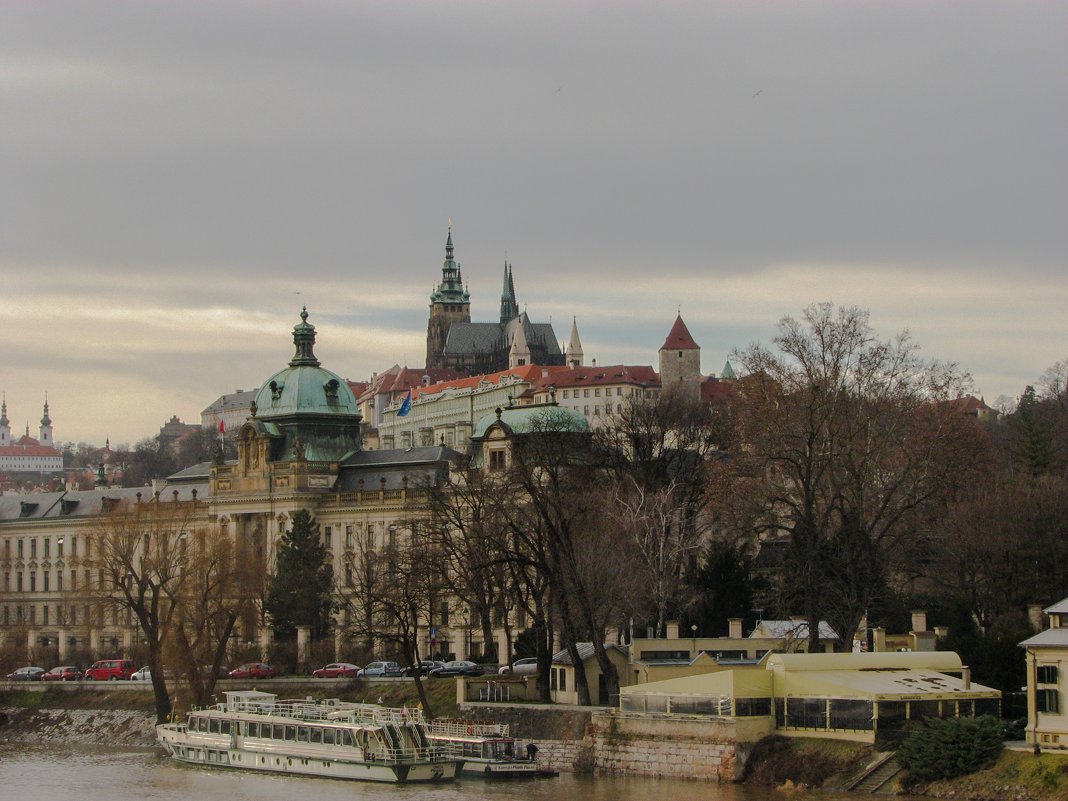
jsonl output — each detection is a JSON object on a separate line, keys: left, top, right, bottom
{"left": 39, "top": 395, "right": 53, "bottom": 446}
{"left": 500, "top": 261, "right": 519, "bottom": 323}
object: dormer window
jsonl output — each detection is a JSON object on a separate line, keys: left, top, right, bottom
{"left": 324, "top": 378, "right": 340, "bottom": 405}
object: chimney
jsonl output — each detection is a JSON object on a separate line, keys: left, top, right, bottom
{"left": 728, "top": 618, "right": 743, "bottom": 639}
{"left": 666, "top": 620, "right": 680, "bottom": 639}
{"left": 1029, "top": 604, "right": 1047, "bottom": 632}
{"left": 911, "top": 610, "right": 928, "bottom": 633}
{"left": 872, "top": 627, "right": 886, "bottom": 653}
{"left": 961, "top": 665, "right": 971, "bottom": 690}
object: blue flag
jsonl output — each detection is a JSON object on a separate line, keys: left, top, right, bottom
{"left": 398, "top": 389, "right": 412, "bottom": 417}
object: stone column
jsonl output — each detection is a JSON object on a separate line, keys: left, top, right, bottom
{"left": 297, "top": 626, "right": 311, "bottom": 673}
{"left": 57, "top": 628, "right": 69, "bottom": 661}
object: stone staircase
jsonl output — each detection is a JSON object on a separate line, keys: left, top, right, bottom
{"left": 847, "top": 751, "right": 902, "bottom": 793}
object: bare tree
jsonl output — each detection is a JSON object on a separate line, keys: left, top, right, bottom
{"left": 732, "top": 303, "right": 983, "bottom": 650}
{"left": 87, "top": 498, "right": 198, "bottom": 722}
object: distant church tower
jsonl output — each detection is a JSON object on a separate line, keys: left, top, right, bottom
{"left": 39, "top": 397, "right": 53, "bottom": 446}
{"left": 566, "top": 317, "right": 584, "bottom": 368}
{"left": 426, "top": 227, "right": 471, "bottom": 369}
{"left": 500, "top": 262, "right": 519, "bottom": 323}
{"left": 0, "top": 395, "right": 10, "bottom": 445}
{"left": 659, "top": 314, "right": 702, "bottom": 399}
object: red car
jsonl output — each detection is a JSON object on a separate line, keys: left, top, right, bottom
{"left": 43, "top": 665, "right": 83, "bottom": 682}
{"left": 312, "top": 662, "right": 360, "bottom": 679}
{"left": 228, "top": 662, "right": 277, "bottom": 680}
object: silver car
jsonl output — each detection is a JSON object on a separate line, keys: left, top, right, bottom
{"left": 498, "top": 657, "right": 539, "bottom": 676}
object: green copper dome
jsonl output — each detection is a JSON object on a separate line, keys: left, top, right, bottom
{"left": 253, "top": 308, "right": 359, "bottom": 420}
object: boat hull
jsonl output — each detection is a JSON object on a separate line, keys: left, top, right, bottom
{"left": 157, "top": 726, "right": 457, "bottom": 784}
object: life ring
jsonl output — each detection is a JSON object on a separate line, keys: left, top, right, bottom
{"left": 466, "top": 725, "right": 474, "bottom": 735}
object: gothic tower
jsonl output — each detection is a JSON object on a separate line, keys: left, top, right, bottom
{"left": 659, "top": 314, "right": 702, "bottom": 399}
{"left": 566, "top": 317, "right": 584, "bottom": 368}
{"left": 426, "top": 227, "right": 471, "bottom": 369}
{"left": 0, "top": 394, "right": 9, "bottom": 445}
{"left": 499, "top": 262, "right": 519, "bottom": 323}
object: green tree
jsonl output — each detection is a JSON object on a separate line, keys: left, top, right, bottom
{"left": 264, "top": 509, "right": 335, "bottom": 646}
{"left": 898, "top": 715, "right": 1003, "bottom": 781}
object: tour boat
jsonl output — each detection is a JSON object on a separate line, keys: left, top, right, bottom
{"left": 156, "top": 691, "right": 460, "bottom": 783}
{"left": 426, "top": 718, "right": 545, "bottom": 778}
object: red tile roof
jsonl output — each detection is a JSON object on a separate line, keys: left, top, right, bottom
{"left": 530, "top": 364, "right": 660, "bottom": 391}
{"left": 661, "top": 315, "right": 700, "bottom": 351}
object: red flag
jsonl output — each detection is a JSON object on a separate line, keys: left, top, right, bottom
{"left": 218, "top": 420, "right": 226, "bottom": 435}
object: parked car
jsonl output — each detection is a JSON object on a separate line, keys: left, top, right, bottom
{"left": 43, "top": 665, "right": 83, "bottom": 682}
{"left": 131, "top": 666, "right": 175, "bottom": 682}
{"left": 358, "top": 661, "right": 402, "bottom": 678}
{"left": 6, "top": 666, "right": 45, "bottom": 681}
{"left": 430, "top": 660, "right": 485, "bottom": 677}
{"left": 498, "top": 657, "right": 539, "bottom": 677}
{"left": 84, "top": 659, "right": 135, "bottom": 681}
{"left": 404, "top": 660, "right": 446, "bottom": 677}
{"left": 228, "top": 662, "right": 277, "bottom": 680}
{"left": 312, "top": 662, "right": 360, "bottom": 679}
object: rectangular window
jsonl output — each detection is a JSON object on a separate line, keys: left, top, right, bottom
{"left": 71, "top": 535, "right": 76, "bottom": 556}
{"left": 562, "top": 390, "right": 569, "bottom": 399}
{"left": 345, "top": 564, "right": 353, "bottom": 587}
{"left": 30, "top": 572, "right": 36, "bottom": 592}
{"left": 3, "top": 540, "right": 8, "bottom": 559}
{"left": 594, "top": 388, "right": 601, "bottom": 397}
{"left": 1038, "top": 689, "right": 1061, "bottom": 713}
{"left": 583, "top": 389, "right": 590, "bottom": 398}
{"left": 29, "top": 605, "right": 36, "bottom": 624}
{"left": 18, "top": 539, "right": 24, "bottom": 558}
{"left": 323, "top": 527, "right": 332, "bottom": 549}
{"left": 43, "top": 605, "right": 49, "bottom": 625}
{"left": 616, "top": 388, "right": 622, "bottom": 396}
{"left": 57, "top": 538, "right": 64, "bottom": 558}
{"left": 489, "top": 450, "right": 506, "bottom": 472}
{"left": 1038, "top": 665, "right": 1060, "bottom": 684}
{"left": 44, "top": 571, "right": 50, "bottom": 592}
{"left": 30, "top": 539, "right": 37, "bottom": 558}
{"left": 16, "top": 571, "right": 23, "bottom": 592}
{"left": 57, "top": 572, "right": 63, "bottom": 592}
{"left": 44, "top": 538, "right": 51, "bottom": 558}
{"left": 345, "top": 525, "right": 354, "bottom": 549}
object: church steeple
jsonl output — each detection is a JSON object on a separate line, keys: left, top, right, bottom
{"left": 566, "top": 317, "right": 584, "bottom": 368}
{"left": 500, "top": 262, "right": 519, "bottom": 323}
{"left": 0, "top": 393, "right": 9, "bottom": 444}
{"left": 427, "top": 225, "right": 473, "bottom": 369}
{"left": 508, "top": 312, "right": 532, "bottom": 368}
{"left": 431, "top": 225, "right": 470, "bottom": 305}
{"left": 39, "top": 396, "right": 53, "bottom": 446}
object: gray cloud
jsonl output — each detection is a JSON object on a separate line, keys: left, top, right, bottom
{"left": 2, "top": 1, "right": 1065, "bottom": 442}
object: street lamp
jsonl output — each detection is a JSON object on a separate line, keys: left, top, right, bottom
{"left": 691, "top": 624, "right": 698, "bottom": 658}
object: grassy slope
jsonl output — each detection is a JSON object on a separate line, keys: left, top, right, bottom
{"left": 910, "top": 750, "right": 1068, "bottom": 801}
{"left": 742, "top": 735, "right": 871, "bottom": 789}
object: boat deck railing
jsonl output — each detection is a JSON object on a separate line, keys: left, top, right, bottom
{"left": 427, "top": 719, "right": 510, "bottom": 738}
{"left": 206, "top": 697, "right": 428, "bottom": 727}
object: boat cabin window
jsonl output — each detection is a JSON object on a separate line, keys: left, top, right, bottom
{"left": 285, "top": 725, "right": 296, "bottom": 741}
{"left": 323, "top": 728, "right": 336, "bottom": 745}
{"left": 297, "top": 726, "right": 310, "bottom": 743}
{"left": 310, "top": 728, "right": 322, "bottom": 744}
{"left": 341, "top": 730, "right": 355, "bottom": 747}
{"left": 209, "top": 719, "right": 220, "bottom": 734}
{"left": 220, "top": 720, "right": 231, "bottom": 735}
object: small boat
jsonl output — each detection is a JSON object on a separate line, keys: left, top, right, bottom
{"left": 427, "top": 719, "right": 549, "bottom": 778}
{"left": 156, "top": 690, "right": 459, "bottom": 783}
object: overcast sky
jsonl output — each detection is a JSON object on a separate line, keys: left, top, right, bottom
{"left": 2, "top": 1, "right": 1065, "bottom": 447}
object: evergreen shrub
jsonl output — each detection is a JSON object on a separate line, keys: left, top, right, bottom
{"left": 897, "top": 715, "right": 1003, "bottom": 780}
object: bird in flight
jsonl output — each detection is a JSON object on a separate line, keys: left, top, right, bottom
{"left": 752, "top": 89, "right": 763, "bottom": 99}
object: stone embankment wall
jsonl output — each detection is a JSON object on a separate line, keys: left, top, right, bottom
{"left": 0, "top": 707, "right": 157, "bottom": 747}
{"left": 461, "top": 702, "right": 753, "bottom": 781}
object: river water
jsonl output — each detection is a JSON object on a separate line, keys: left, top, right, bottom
{"left": 0, "top": 742, "right": 890, "bottom": 801}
